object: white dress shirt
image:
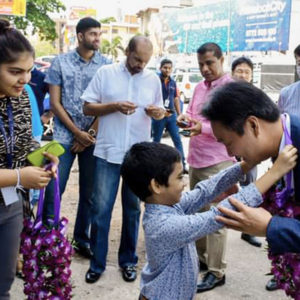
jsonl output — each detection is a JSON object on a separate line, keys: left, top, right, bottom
{"left": 81, "top": 61, "right": 163, "bottom": 164}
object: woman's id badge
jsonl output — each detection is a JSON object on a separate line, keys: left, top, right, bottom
{"left": 1, "top": 186, "right": 19, "bottom": 206}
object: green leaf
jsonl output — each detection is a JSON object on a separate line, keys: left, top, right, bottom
{"left": 7, "top": 0, "right": 65, "bottom": 41}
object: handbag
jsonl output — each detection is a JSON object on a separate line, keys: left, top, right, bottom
{"left": 20, "top": 167, "right": 73, "bottom": 300}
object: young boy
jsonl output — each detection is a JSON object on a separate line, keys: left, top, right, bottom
{"left": 120, "top": 142, "right": 297, "bottom": 300}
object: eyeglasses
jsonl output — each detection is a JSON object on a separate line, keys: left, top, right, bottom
{"left": 234, "top": 69, "right": 252, "bottom": 75}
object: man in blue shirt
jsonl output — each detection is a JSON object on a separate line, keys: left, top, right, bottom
{"left": 43, "top": 17, "right": 110, "bottom": 258}
{"left": 152, "top": 59, "right": 187, "bottom": 172}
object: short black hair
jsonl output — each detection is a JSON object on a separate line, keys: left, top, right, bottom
{"left": 76, "top": 17, "right": 101, "bottom": 34}
{"left": 231, "top": 57, "right": 253, "bottom": 72}
{"left": 160, "top": 58, "right": 172, "bottom": 68}
{"left": 0, "top": 19, "right": 34, "bottom": 64}
{"left": 121, "top": 142, "right": 181, "bottom": 201}
{"left": 202, "top": 81, "right": 280, "bottom": 135}
{"left": 197, "top": 42, "right": 222, "bottom": 59}
{"left": 294, "top": 44, "right": 300, "bottom": 57}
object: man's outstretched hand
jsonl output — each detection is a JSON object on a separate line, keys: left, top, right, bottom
{"left": 216, "top": 197, "right": 272, "bottom": 236}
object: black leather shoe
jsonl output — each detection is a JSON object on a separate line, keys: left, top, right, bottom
{"left": 241, "top": 233, "right": 262, "bottom": 247}
{"left": 74, "top": 244, "right": 93, "bottom": 259}
{"left": 121, "top": 266, "right": 137, "bottom": 282}
{"left": 266, "top": 277, "right": 279, "bottom": 291}
{"left": 85, "top": 269, "right": 101, "bottom": 283}
{"left": 197, "top": 272, "right": 225, "bottom": 293}
{"left": 199, "top": 260, "right": 208, "bottom": 272}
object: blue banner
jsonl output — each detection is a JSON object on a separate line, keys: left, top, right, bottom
{"left": 160, "top": 0, "right": 291, "bottom": 53}
{"left": 230, "top": 0, "right": 292, "bottom": 51}
{"left": 160, "top": 1, "right": 230, "bottom": 53}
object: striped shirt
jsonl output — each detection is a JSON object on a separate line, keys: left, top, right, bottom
{"left": 278, "top": 81, "right": 300, "bottom": 115}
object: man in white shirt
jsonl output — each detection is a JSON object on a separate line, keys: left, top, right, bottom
{"left": 81, "top": 36, "right": 165, "bottom": 284}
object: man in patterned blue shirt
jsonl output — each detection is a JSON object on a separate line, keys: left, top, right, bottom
{"left": 120, "top": 142, "right": 295, "bottom": 300}
{"left": 43, "top": 17, "right": 110, "bottom": 258}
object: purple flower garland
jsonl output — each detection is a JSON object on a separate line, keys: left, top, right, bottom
{"left": 20, "top": 217, "right": 74, "bottom": 300}
{"left": 20, "top": 166, "right": 74, "bottom": 299}
{"left": 263, "top": 186, "right": 300, "bottom": 299}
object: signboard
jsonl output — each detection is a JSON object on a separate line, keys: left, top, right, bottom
{"left": 160, "top": 1, "right": 230, "bottom": 53}
{"left": 69, "top": 6, "right": 97, "bottom": 20}
{"left": 160, "top": 0, "right": 291, "bottom": 53}
{"left": 0, "top": 0, "right": 26, "bottom": 16}
{"left": 230, "top": 0, "right": 292, "bottom": 51}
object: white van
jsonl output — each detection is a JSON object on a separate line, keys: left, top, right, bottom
{"left": 174, "top": 72, "right": 202, "bottom": 103}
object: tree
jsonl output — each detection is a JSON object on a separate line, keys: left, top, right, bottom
{"left": 32, "top": 39, "right": 58, "bottom": 57}
{"left": 8, "top": 0, "right": 65, "bottom": 41}
{"left": 100, "top": 36, "right": 124, "bottom": 61}
{"left": 100, "top": 17, "right": 116, "bottom": 24}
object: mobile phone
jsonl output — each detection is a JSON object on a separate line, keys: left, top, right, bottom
{"left": 180, "top": 130, "right": 191, "bottom": 137}
{"left": 178, "top": 121, "right": 190, "bottom": 128}
{"left": 27, "top": 140, "right": 65, "bottom": 167}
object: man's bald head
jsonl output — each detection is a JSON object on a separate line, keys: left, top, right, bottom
{"left": 125, "top": 35, "right": 153, "bottom": 75}
{"left": 126, "top": 35, "right": 153, "bottom": 54}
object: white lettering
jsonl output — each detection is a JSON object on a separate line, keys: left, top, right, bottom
{"left": 238, "top": 1, "right": 286, "bottom": 16}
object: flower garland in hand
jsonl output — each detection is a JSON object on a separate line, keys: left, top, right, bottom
{"left": 21, "top": 217, "right": 74, "bottom": 300}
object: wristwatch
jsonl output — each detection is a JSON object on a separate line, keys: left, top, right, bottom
{"left": 88, "top": 128, "right": 97, "bottom": 138}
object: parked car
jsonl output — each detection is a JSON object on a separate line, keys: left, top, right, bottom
{"left": 174, "top": 72, "right": 202, "bottom": 103}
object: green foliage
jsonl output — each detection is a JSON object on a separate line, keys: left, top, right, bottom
{"left": 100, "top": 36, "right": 125, "bottom": 61}
{"left": 32, "top": 39, "right": 58, "bottom": 57}
{"left": 100, "top": 17, "right": 116, "bottom": 24}
{"left": 8, "top": 0, "right": 65, "bottom": 41}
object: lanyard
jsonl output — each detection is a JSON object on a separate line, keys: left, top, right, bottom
{"left": 162, "top": 77, "right": 173, "bottom": 108}
{"left": 281, "top": 114, "right": 292, "bottom": 190}
{"left": 0, "top": 100, "right": 14, "bottom": 169}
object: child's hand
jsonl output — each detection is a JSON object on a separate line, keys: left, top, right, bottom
{"left": 254, "top": 145, "right": 297, "bottom": 194}
{"left": 271, "top": 145, "right": 297, "bottom": 179}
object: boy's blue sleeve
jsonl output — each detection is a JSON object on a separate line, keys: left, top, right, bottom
{"left": 179, "top": 163, "right": 243, "bottom": 214}
{"left": 151, "top": 183, "right": 262, "bottom": 254}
